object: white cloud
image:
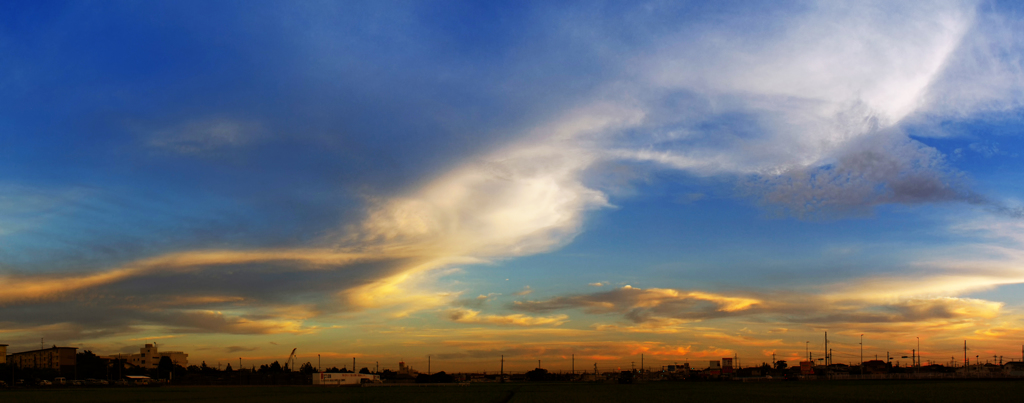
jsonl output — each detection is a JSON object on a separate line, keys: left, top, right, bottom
{"left": 917, "top": 8, "right": 1024, "bottom": 119}
{"left": 592, "top": 1, "right": 1024, "bottom": 220}
{"left": 353, "top": 104, "right": 643, "bottom": 261}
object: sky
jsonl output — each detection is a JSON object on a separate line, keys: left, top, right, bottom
{"left": 2, "top": 0, "right": 1024, "bottom": 372}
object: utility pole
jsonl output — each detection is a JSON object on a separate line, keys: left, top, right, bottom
{"left": 239, "top": 358, "right": 242, "bottom": 372}
{"left": 428, "top": 356, "right": 431, "bottom": 375}
{"left": 860, "top": 334, "right": 864, "bottom": 376}
{"left": 964, "top": 340, "right": 967, "bottom": 369}
{"left": 318, "top": 354, "right": 321, "bottom": 373}
{"left": 641, "top": 354, "right": 644, "bottom": 377}
{"left": 500, "top": 355, "right": 504, "bottom": 383}
{"left": 824, "top": 331, "right": 828, "bottom": 367}
{"left": 572, "top": 354, "right": 574, "bottom": 376}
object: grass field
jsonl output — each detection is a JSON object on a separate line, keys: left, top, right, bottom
{"left": 2, "top": 380, "right": 1023, "bottom": 402}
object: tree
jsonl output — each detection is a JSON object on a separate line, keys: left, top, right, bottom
{"left": 158, "top": 356, "right": 174, "bottom": 379}
{"left": 359, "top": 367, "right": 370, "bottom": 374}
{"left": 775, "top": 360, "right": 788, "bottom": 371}
{"left": 196, "top": 361, "right": 216, "bottom": 375}
{"left": 299, "top": 362, "right": 316, "bottom": 374}
{"left": 416, "top": 371, "right": 454, "bottom": 383}
{"left": 224, "top": 363, "right": 233, "bottom": 372}
{"left": 76, "top": 351, "right": 108, "bottom": 380}
{"left": 525, "top": 368, "right": 550, "bottom": 382}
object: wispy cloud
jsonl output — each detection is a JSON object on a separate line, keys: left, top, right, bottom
{"left": 512, "top": 283, "right": 1009, "bottom": 333}
{"left": 512, "top": 286, "right": 533, "bottom": 296}
{"left": 744, "top": 133, "right": 970, "bottom": 219}
{"left": 514, "top": 285, "right": 761, "bottom": 322}
{"left": 0, "top": 184, "right": 89, "bottom": 237}
{"left": 447, "top": 309, "right": 568, "bottom": 327}
{"left": 0, "top": 248, "right": 373, "bottom": 305}
{"left": 128, "top": 335, "right": 179, "bottom": 341}
{"left": 146, "top": 118, "right": 264, "bottom": 155}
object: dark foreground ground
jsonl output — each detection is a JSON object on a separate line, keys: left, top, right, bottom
{"left": 2, "top": 380, "right": 1023, "bottom": 403}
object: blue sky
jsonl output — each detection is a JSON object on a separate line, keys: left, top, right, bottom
{"left": 3, "top": 0, "right": 1024, "bottom": 371}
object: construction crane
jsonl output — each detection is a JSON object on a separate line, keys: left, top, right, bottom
{"left": 286, "top": 348, "right": 297, "bottom": 372}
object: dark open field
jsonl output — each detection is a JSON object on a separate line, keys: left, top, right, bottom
{"left": 2, "top": 380, "right": 1023, "bottom": 403}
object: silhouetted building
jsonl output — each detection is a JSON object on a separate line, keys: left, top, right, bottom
{"left": 314, "top": 372, "right": 380, "bottom": 385}
{"left": 102, "top": 343, "right": 188, "bottom": 369}
{"left": 722, "top": 357, "right": 734, "bottom": 375}
{"left": 800, "top": 361, "right": 814, "bottom": 375}
{"left": 1004, "top": 362, "right": 1024, "bottom": 376}
{"left": 0, "top": 344, "right": 7, "bottom": 364}
{"left": 398, "top": 361, "right": 417, "bottom": 375}
{"left": 9, "top": 346, "right": 77, "bottom": 374}
{"left": 863, "top": 360, "right": 888, "bottom": 374}
{"left": 709, "top": 360, "right": 721, "bottom": 376}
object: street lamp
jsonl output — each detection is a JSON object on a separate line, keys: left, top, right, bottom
{"left": 805, "top": 341, "right": 809, "bottom": 361}
{"left": 860, "top": 334, "right": 864, "bottom": 376}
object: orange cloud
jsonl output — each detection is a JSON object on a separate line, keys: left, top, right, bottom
{"left": 0, "top": 248, "right": 372, "bottom": 305}
{"left": 448, "top": 309, "right": 569, "bottom": 327}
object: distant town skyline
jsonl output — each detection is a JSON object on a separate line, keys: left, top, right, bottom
{"left": 2, "top": 1, "right": 1024, "bottom": 373}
